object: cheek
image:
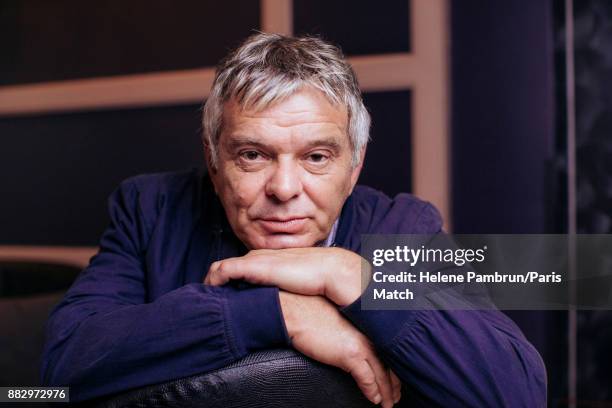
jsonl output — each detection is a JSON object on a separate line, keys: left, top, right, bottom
{"left": 304, "top": 172, "right": 353, "bottom": 214}
{"left": 220, "top": 171, "right": 265, "bottom": 211}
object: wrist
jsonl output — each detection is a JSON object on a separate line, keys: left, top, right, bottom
{"left": 325, "top": 248, "right": 371, "bottom": 306}
{"left": 278, "top": 290, "right": 300, "bottom": 341}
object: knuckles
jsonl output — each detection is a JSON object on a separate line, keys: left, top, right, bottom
{"left": 343, "top": 338, "right": 366, "bottom": 361}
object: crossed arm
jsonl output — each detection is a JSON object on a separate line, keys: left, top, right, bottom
{"left": 42, "top": 180, "right": 546, "bottom": 405}
{"left": 204, "top": 247, "right": 548, "bottom": 408}
{"left": 205, "top": 247, "right": 401, "bottom": 407}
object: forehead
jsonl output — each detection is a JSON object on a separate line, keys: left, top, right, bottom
{"left": 221, "top": 88, "right": 349, "bottom": 146}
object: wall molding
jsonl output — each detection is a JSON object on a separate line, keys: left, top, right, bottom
{"left": 0, "top": 69, "right": 216, "bottom": 116}
{"left": 0, "top": 246, "right": 97, "bottom": 269}
{"left": 0, "top": 54, "right": 419, "bottom": 117}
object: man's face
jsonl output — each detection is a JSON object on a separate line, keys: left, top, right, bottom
{"left": 208, "top": 87, "right": 363, "bottom": 249}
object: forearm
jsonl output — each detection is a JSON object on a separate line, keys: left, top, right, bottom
{"left": 277, "top": 290, "right": 400, "bottom": 407}
{"left": 341, "top": 300, "right": 547, "bottom": 407}
{"left": 42, "top": 284, "right": 288, "bottom": 401}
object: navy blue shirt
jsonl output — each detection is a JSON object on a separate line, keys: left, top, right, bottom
{"left": 41, "top": 169, "right": 546, "bottom": 406}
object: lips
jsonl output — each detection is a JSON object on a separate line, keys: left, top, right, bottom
{"left": 257, "top": 217, "right": 308, "bottom": 234}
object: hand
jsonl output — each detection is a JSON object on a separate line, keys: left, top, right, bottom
{"left": 204, "top": 247, "right": 371, "bottom": 306}
{"left": 279, "top": 291, "right": 401, "bottom": 407}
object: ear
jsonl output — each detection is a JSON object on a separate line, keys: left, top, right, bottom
{"left": 349, "top": 147, "right": 366, "bottom": 191}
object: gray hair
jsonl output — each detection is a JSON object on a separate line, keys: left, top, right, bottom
{"left": 202, "top": 32, "right": 370, "bottom": 169}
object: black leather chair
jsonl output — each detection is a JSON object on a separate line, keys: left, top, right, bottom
{"left": 90, "top": 349, "right": 383, "bottom": 408}
{"left": 0, "top": 262, "right": 82, "bottom": 388}
{"left": 0, "top": 262, "right": 404, "bottom": 407}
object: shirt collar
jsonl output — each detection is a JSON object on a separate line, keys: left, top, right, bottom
{"left": 319, "top": 219, "right": 339, "bottom": 247}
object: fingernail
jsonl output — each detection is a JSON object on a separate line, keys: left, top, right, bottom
{"left": 373, "top": 394, "right": 382, "bottom": 404}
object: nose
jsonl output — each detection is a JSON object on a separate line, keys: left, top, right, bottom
{"left": 265, "top": 157, "right": 303, "bottom": 202}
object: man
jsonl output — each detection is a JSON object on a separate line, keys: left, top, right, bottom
{"left": 42, "top": 33, "right": 546, "bottom": 406}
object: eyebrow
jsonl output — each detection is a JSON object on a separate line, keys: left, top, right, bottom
{"left": 226, "top": 137, "right": 269, "bottom": 152}
{"left": 226, "top": 136, "right": 343, "bottom": 153}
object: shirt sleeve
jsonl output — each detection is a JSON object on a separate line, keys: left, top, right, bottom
{"left": 341, "top": 300, "right": 547, "bottom": 407}
{"left": 40, "top": 179, "right": 289, "bottom": 402}
{"left": 340, "top": 201, "right": 548, "bottom": 407}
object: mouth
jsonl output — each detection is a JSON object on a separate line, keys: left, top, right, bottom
{"left": 257, "top": 217, "right": 309, "bottom": 234}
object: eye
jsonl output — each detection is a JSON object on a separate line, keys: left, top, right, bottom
{"left": 240, "top": 150, "right": 263, "bottom": 161}
{"left": 236, "top": 149, "right": 267, "bottom": 171}
{"left": 306, "top": 152, "right": 329, "bottom": 164}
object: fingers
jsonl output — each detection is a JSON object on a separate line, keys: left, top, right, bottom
{"left": 389, "top": 369, "right": 402, "bottom": 404}
{"left": 203, "top": 261, "right": 217, "bottom": 285}
{"left": 203, "top": 250, "right": 325, "bottom": 296}
{"left": 204, "top": 259, "right": 241, "bottom": 286}
{"left": 204, "top": 260, "right": 233, "bottom": 285}
{"left": 281, "top": 294, "right": 399, "bottom": 406}
{"left": 204, "top": 257, "right": 265, "bottom": 286}
{"left": 365, "top": 353, "right": 395, "bottom": 408}
{"left": 348, "top": 359, "right": 382, "bottom": 405}
{"left": 342, "top": 338, "right": 396, "bottom": 407}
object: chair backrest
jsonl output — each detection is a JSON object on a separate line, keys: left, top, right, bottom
{"left": 0, "top": 261, "right": 81, "bottom": 386}
{"left": 0, "top": 291, "right": 65, "bottom": 386}
{"left": 90, "top": 349, "right": 377, "bottom": 408}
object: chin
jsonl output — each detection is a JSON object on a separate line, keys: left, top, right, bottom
{"left": 251, "top": 234, "right": 319, "bottom": 249}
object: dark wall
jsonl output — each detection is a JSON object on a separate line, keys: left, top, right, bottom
{"left": 451, "top": 0, "right": 555, "bottom": 235}
{"left": 450, "top": 0, "right": 567, "bottom": 405}
{"left": 0, "top": 104, "right": 205, "bottom": 245}
{"left": 293, "top": 0, "right": 411, "bottom": 55}
{"left": 0, "top": 0, "right": 260, "bottom": 85}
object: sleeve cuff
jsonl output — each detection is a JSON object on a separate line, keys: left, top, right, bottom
{"left": 224, "top": 286, "right": 290, "bottom": 356}
{"left": 340, "top": 295, "right": 420, "bottom": 348}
